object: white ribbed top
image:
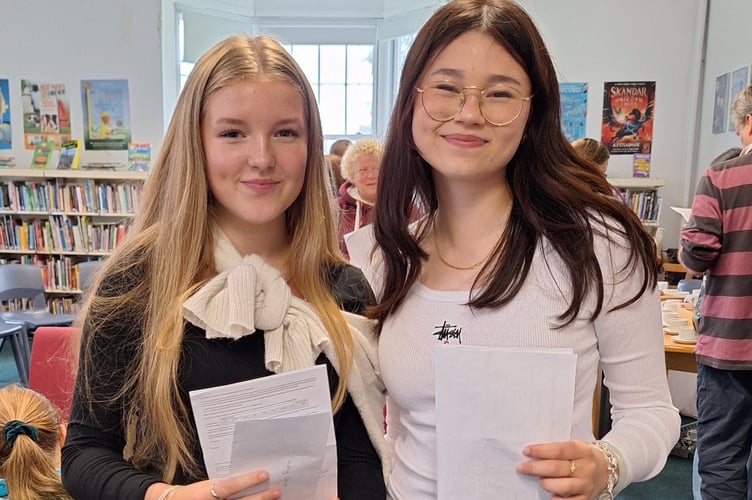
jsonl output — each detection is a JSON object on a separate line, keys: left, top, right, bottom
{"left": 376, "top": 229, "right": 680, "bottom": 500}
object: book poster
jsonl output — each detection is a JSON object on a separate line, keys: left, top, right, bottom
{"left": 57, "top": 139, "right": 81, "bottom": 170}
{"left": 559, "top": 82, "right": 588, "bottom": 142}
{"left": 601, "top": 81, "right": 656, "bottom": 155}
{"left": 0, "top": 80, "right": 10, "bottom": 150}
{"left": 127, "top": 142, "right": 151, "bottom": 172}
{"left": 81, "top": 79, "right": 131, "bottom": 150}
{"left": 20, "top": 81, "right": 72, "bottom": 149}
{"left": 728, "top": 66, "right": 750, "bottom": 132}
{"left": 30, "top": 140, "right": 55, "bottom": 169}
{"left": 633, "top": 153, "right": 651, "bottom": 178}
{"left": 712, "top": 73, "right": 729, "bottom": 134}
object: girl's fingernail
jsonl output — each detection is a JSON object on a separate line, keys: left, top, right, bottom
{"left": 258, "top": 471, "right": 269, "bottom": 481}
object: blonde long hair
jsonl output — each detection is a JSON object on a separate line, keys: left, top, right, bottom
{"left": 78, "top": 35, "right": 353, "bottom": 482}
{"left": 0, "top": 385, "right": 70, "bottom": 500}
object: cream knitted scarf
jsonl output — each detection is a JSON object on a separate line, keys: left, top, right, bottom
{"left": 182, "top": 229, "right": 390, "bottom": 482}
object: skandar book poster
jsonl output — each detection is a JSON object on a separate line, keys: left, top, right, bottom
{"left": 0, "top": 79, "right": 11, "bottom": 150}
{"left": 601, "top": 81, "right": 656, "bottom": 155}
{"left": 81, "top": 79, "right": 131, "bottom": 151}
{"left": 30, "top": 140, "right": 55, "bottom": 169}
{"left": 20, "top": 81, "right": 72, "bottom": 150}
{"left": 559, "top": 82, "right": 588, "bottom": 142}
{"left": 57, "top": 139, "right": 81, "bottom": 170}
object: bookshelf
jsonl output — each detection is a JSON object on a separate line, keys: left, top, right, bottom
{"left": 609, "top": 177, "right": 664, "bottom": 236}
{"left": 0, "top": 168, "right": 147, "bottom": 313}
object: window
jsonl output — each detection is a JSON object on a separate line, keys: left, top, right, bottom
{"left": 177, "top": 14, "right": 194, "bottom": 90}
{"left": 169, "top": 2, "right": 443, "bottom": 143}
{"left": 283, "top": 43, "right": 374, "bottom": 138}
{"left": 177, "top": 10, "right": 375, "bottom": 146}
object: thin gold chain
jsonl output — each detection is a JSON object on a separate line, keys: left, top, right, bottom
{"left": 432, "top": 227, "right": 498, "bottom": 271}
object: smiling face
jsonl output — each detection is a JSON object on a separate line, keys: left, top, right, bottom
{"left": 411, "top": 31, "right": 532, "bottom": 184}
{"left": 201, "top": 78, "right": 308, "bottom": 243}
{"left": 351, "top": 155, "right": 380, "bottom": 203}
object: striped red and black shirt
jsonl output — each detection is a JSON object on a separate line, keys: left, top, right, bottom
{"left": 681, "top": 151, "right": 752, "bottom": 369}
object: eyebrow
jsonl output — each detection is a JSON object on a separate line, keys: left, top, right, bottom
{"left": 428, "top": 68, "right": 524, "bottom": 87}
{"left": 212, "top": 117, "right": 304, "bottom": 128}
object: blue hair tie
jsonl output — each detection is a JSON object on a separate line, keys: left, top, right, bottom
{"left": 2, "top": 420, "right": 38, "bottom": 449}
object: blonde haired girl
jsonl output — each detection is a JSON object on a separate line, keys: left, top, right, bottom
{"left": 62, "top": 35, "right": 386, "bottom": 500}
{"left": 0, "top": 385, "right": 70, "bottom": 500}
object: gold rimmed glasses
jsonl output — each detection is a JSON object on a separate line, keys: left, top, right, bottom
{"left": 415, "top": 81, "right": 533, "bottom": 126}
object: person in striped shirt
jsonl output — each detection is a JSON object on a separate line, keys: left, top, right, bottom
{"left": 680, "top": 83, "right": 752, "bottom": 500}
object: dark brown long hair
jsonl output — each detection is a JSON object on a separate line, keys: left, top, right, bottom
{"left": 370, "top": 0, "right": 659, "bottom": 327}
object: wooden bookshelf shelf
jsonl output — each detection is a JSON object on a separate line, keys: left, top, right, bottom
{"left": 610, "top": 178, "right": 664, "bottom": 232}
{"left": 0, "top": 169, "right": 147, "bottom": 314}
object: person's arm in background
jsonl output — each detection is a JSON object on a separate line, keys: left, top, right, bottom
{"left": 679, "top": 167, "right": 722, "bottom": 275}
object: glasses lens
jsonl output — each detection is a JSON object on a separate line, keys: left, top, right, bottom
{"left": 421, "top": 82, "right": 464, "bottom": 122}
{"left": 481, "top": 85, "right": 525, "bottom": 126}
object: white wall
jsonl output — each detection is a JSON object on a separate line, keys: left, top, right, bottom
{"left": 518, "top": 0, "right": 706, "bottom": 249}
{"left": 1, "top": 0, "right": 163, "bottom": 168}
{"left": 694, "top": 0, "right": 752, "bottom": 189}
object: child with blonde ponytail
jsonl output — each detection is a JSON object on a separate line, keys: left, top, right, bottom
{"left": 0, "top": 385, "right": 71, "bottom": 500}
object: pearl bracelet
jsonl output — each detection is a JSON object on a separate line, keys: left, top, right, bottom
{"left": 157, "top": 485, "right": 183, "bottom": 500}
{"left": 590, "top": 440, "right": 619, "bottom": 500}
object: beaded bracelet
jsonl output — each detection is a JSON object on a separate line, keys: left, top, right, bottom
{"left": 157, "top": 485, "right": 183, "bottom": 500}
{"left": 590, "top": 440, "right": 619, "bottom": 500}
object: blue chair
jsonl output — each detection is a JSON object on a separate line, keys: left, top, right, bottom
{"left": 677, "top": 278, "right": 703, "bottom": 293}
{"left": 0, "top": 319, "right": 30, "bottom": 385}
{"left": 76, "top": 259, "right": 103, "bottom": 298}
{"left": 0, "top": 264, "right": 77, "bottom": 377}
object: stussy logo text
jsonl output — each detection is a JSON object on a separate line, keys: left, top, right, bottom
{"left": 433, "top": 320, "right": 462, "bottom": 344}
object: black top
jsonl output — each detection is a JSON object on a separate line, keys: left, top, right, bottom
{"left": 61, "top": 262, "right": 384, "bottom": 500}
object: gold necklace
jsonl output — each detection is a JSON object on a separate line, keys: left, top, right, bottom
{"left": 432, "top": 227, "right": 498, "bottom": 271}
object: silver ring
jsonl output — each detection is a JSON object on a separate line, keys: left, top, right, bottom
{"left": 210, "top": 484, "right": 223, "bottom": 499}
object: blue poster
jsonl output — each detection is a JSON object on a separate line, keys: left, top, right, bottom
{"left": 728, "top": 67, "right": 749, "bottom": 132}
{"left": 0, "top": 80, "right": 11, "bottom": 150}
{"left": 712, "top": 73, "right": 729, "bottom": 134}
{"left": 559, "top": 82, "right": 588, "bottom": 142}
{"left": 80, "top": 79, "right": 131, "bottom": 150}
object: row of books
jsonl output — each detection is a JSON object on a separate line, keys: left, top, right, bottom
{"left": 621, "top": 189, "right": 662, "bottom": 223}
{"left": 39, "top": 256, "right": 93, "bottom": 292}
{"left": 0, "top": 215, "right": 130, "bottom": 254}
{"left": 0, "top": 179, "right": 143, "bottom": 215}
{"left": 2, "top": 295, "right": 82, "bottom": 316}
{"left": 48, "top": 296, "right": 79, "bottom": 315}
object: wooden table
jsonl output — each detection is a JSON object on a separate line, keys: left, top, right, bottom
{"left": 664, "top": 303, "right": 697, "bottom": 372}
{"left": 664, "top": 333, "right": 697, "bottom": 373}
{"left": 593, "top": 308, "right": 697, "bottom": 438}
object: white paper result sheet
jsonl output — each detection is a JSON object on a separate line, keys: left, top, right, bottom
{"left": 435, "top": 345, "right": 576, "bottom": 500}
{"left": 189, "top": 364, "right": 336, "bottom": 499}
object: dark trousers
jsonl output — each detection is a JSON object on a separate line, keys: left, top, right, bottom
{"left": 697, "top": 364, "right": 752, "bottom": 499}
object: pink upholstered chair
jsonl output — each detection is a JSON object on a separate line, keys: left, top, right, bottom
{"left": 28, "top": 326, "right": 79, "bottom": 423}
